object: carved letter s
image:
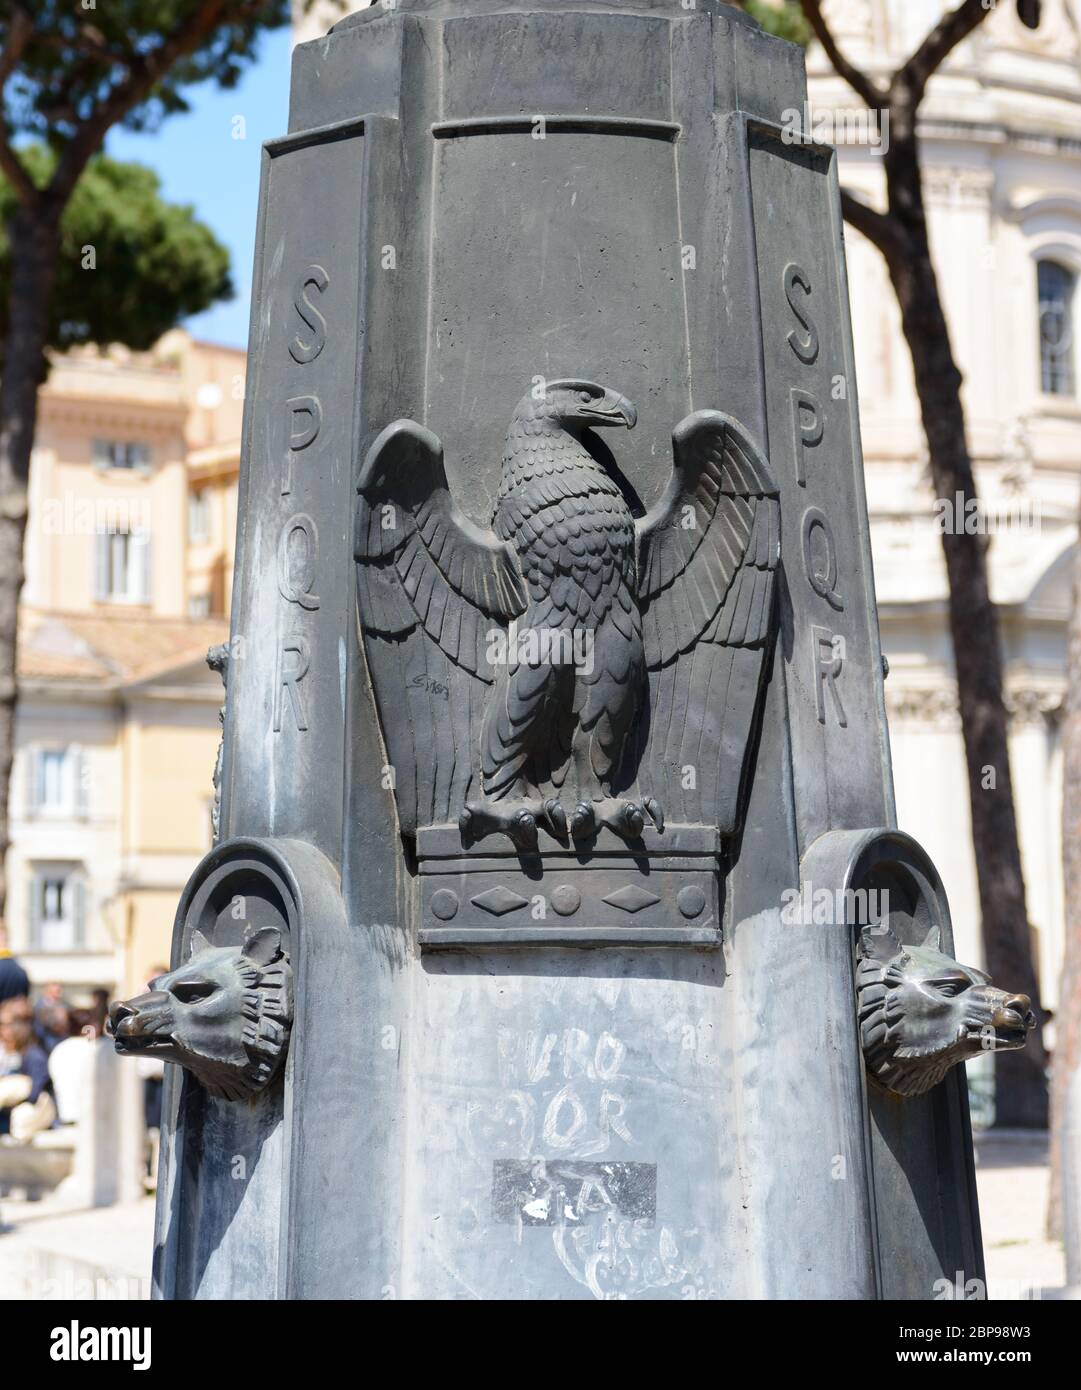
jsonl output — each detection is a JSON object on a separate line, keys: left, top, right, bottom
{"left": 289, "top": 265, "right": 329, "bottom": 364}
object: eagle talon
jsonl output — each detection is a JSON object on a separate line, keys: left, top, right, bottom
{"left": 643, "top": 797, "right": 665, "bottom": 833}
{"left": 543, "top": 799, "right": 569, "bottom": 840}
{"left": 570, "top": 802, "right": 597, "bottom": 841}
{"left": 459, "top": 799, "right": 546, "bottom": 850}
{"left": 586, "top": 798, "right": 655, "bottom": 840}
{"left": 510, "top": 811, "right": 538, "bottom": 851}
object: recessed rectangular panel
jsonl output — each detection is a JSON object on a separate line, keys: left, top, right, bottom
{"left": 225, "top": 128, "right": 365, "bottom": 859}
{"left": 404, "top": 948, "right": 732, "bottom": 1300}
{"left": 441, "top": 12, "right": 673, "bottom": 122}
{"left": 426, "top": 127, "right": 691, "bottom": 518}
{"left": 747, "top": 123, "right": 892, "bottom": 848}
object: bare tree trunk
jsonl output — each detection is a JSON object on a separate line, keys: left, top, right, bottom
{"left": 1052, "top": 488, "right": 1081, "bottom": 1229}
{"left": 880, "top": 107, "right": 1048, "bottom": 1127}
{"left": 792, "top": 0, "right": 1047, "bottom": 1128}
{"left": 0, "top": 200, "right": 61, "bottom": 922}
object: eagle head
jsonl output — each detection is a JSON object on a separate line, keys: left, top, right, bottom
{"left": 512, "top": 379, "right": 637, "bottom": 436}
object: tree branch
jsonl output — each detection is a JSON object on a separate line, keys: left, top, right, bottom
{"left": 798, "top": 0, "right": 885, "bottom": 111}
{"left": 23, "top": 28, "right": 117, "bottom": 70}
{"left": 47, "top": 0, "right": 268, "bottom": 200}
{"left": 0, "top": 6, "right": 37, "bottom": 206}
{"left": 839, "top": 188, "right": 906, "bottom": 265}
{"left": 895, "top": 0, "right": 989, "bottom": 110}
{"left": 0, "top": 5, "right": 32, "bottom": 89}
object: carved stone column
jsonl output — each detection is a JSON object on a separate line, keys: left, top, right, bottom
{"left": 119, "top": 1, "right": 1030, "bottom": 1301}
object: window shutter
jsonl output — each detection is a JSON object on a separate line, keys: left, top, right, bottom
{"left": 74, "top": 747, "right": 89, "bottom": 819}
{"left": 71, "top": 876, "right": 87, "bottom": 948}
{"left": 94, "top": 531, "right": 109, "bottom": 601}
{"left": 91, "top": 439, "right": 110, "bottom": 472}
{"left": 24, "top": 748, "right": 38, "bottom": 817}
{"left": 28, "top": 872, "right": 42, "bottom": 949}
{"left": 135, "top": 443, "right": 152, "bottom": 476}
{"left": 136, "top": 531, "right": 152, "bottom": 604}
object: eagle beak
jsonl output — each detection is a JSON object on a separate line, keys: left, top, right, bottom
{"left": 587, "top": 391, "right": 637, "bottom": 430}
{"left": 613, "top": 393, "right": 637, "bottom": 429}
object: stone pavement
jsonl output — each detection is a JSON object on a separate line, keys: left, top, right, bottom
{"left": 974, "top": 1130, "right": 1068, "bottom": 1300}
{"left": 0, "top": 1130, "right": 1071, "bottom": 1299}
{"left": 0, "top": 1191, "right": 153, "bottom": 1300}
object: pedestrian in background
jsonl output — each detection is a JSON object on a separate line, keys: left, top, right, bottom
{"left": 0, "top": 926, "right": 28, "bottom": 1006}
{"left": 0, "top": 998, "right": 54, "bottom": 1141}
{"left": 33, "top": 981, "right": 68, "bottom": 1054}
{"left": 48, "top": 1007, "right": 95, "bottom": 1127}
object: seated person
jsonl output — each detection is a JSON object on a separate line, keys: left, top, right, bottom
{"left": 0, "top": 998, "right": 54, "bottom": 1140}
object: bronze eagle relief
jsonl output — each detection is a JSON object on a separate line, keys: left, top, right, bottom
{"left": 353, "top": 380, "right": 780, "bottom": 851}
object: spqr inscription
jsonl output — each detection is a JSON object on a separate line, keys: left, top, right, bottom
{"left": 784, "top": 262, "right": 849, "bottom": 728}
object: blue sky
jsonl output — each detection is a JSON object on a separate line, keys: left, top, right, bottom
{"left": 106, "top": 26, "right": 295, "bottom": 349}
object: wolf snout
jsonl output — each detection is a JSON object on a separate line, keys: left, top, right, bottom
{"left": 108, "top": 990, "right": 170, "bottom": 1038}
{"left": 990, "top": 991, "right": 1035, "bottom": 1034}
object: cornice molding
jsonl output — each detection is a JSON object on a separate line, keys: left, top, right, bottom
{"left": 886, "top": 682, "right": 1064, "bottom": 729}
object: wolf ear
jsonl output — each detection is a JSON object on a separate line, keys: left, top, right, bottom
{"left": 242, "top": 926, "right": 283, "bottom": 967}
{"left": 859, "top": 923, "right": 901, "bottom": 963}
{"left": 190, "top": 929, "right": 211, "bottom": 957}
{"left": 922, "top": 924, "right": 942, "bottom": 952}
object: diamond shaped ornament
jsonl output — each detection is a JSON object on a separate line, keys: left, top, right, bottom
{"left": 471, "top": 887, "right": 530, "bottom": 917}
{"left": 603, "top": 885, "right": 661, "bottom": 914}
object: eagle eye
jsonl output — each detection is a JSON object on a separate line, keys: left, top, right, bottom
{"left": 578, "top": 390, "right": 593, "bottom": 404}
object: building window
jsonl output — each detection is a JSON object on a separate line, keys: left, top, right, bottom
{"left": 188, "top": 592, "right": 211, "bottom": 618}
{"left": 1038, "top": 259, "right": 1077, "bottom": 396}
{"left": 25, "top": 746, "right": 88, "bottom": 819}
{"left": 188, "top": 489, "right": 210, "bottom": 544}
{"left": 94, "top": 528, "right": 151, "bottom": 604}
{"left": 39, "top": 748, "right": 69, "bottom": 809}
{"left": 28, "top": 866, "right": 86, "bottom": 952}
{"left": 92, "top": 439, "right": 152, "bottom": 471}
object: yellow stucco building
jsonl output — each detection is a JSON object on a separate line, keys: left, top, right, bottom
{"left": 8, "top": 332, "right": 243, "bottom": 999}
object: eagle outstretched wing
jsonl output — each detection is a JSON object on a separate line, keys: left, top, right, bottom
{"left": 632, "top": 411, "right": 780, "bottom": 832}
{"left": 355, "top": 420, "right": 527, "bottom": 835}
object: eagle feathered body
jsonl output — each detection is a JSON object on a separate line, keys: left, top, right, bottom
{"left": 353, "top": 377, "right": 780, "bottom": 846}
{"left": 486, "top": 404, "right": 643, "bottom": 801}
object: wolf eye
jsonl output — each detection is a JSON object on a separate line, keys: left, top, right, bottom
{"left": 171, "top": 980, "right": 217, "bottom": 1004}
{"left": 933, "top": 979, "right": 967, "bottom": 998}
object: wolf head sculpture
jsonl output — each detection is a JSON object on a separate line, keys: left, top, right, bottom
{"left": 856, "top": 923, "right": 1034, "bottom": 1098}
{"left": 109, "top": 926, "right": 293, "bottom": 1101}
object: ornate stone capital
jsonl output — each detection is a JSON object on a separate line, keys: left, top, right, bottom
{"left": 886, "top": 684, "right": 961, "bottom": 730}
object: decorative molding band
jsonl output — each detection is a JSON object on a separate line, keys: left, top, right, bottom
{"left": 431, "top": 115, "right": 681, "bottom": 141}
{"left": 265, "top": 117, "right": 368, "bottom": 158}
{"left": 886, "top": 686, "right": 960, "bottom": 730}
{"left": 886, "top": 683, "right": 1064, "bottom": 729}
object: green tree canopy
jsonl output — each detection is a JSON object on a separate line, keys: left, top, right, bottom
{"left": 2, "top": 2, "right": 291, "bottom": 142}
{"left": 0, "top": 2, "right": 296, "bottom": 923}
{"left": 740, "top": 1, "right": 812, "bottom": 47}
{"left": 0, "top": 149, "right": 232, "bottom": 365}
